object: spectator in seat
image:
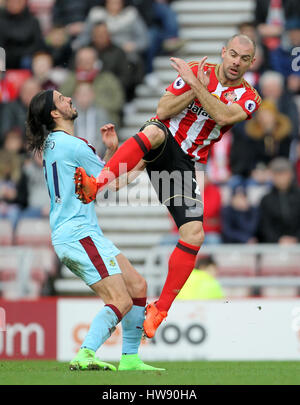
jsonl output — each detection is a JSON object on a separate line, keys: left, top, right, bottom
{"left": 144, "top": 0, "right": 185, "bottom": 87}
{"left": 176, "top": 255, "right": 225, "bottom": 300}
{"left": 127, "top": 0, "right": 185, "bottom": 87}
{"left": 269, "top": 17, "right": 300, "bottom": 95}
{"left": 229, "top": 99, "right": 292, "bottom": 184}
{"left": 238, "top": 21, "right": 259, "bottom": 44}
{"left": 153, "top": 0, "right": 185, "bottom": 54}
{"left": 31, "top": 51, "right": 59, "bottom": 91}
{"left": 0, "top": 0, "right": 45, "bottom": 69}
{"left": 1, "top": 126, "right": 26, "bottom": 155}
{"left": 0, "top": 77, "right": 41, "bottom": 143}
{"left": 0, "top": 128, "right": 28, "bottom": 229}
{"left": 230, "top": 70, "right": 299, "bottom": 184}
{"left": 254, "top": 0, "right": 285, "bottom": 55}
{"left": 59, "top": 46, "right": 124, "bottom": 127}
{"left": 20, "top": 152, "right": 50, "bottom": 220}
{"left": 73, "top": 81, "right": 109, "bottom": 156}
{"left": 45, "top": 25, "right": 73, "bottom": 68}
{"left": 258, "top": 70, "right": 299, "bottom": 141}
{"left": 26, "top": 0, "right": 55, "bottom": 36}
{"left": 90, "top": 21, "right": 136, "bottom": 101}
{"left": 254, "top": 0, "right": 300, "bottom": 49}
{"left": 244, "top": 99, "right": 292, "bottom": 166}
{"left": 222, "top": 185, "right": 259, "bottom": 244}
{"left": 258, "top": 157, "right": 300, "bottom": 244}
{"left": 75, "top": 0, "right": 148, "bottom": 88}
{"left": 51, "top": 0, "right": 95, "bottom": 41}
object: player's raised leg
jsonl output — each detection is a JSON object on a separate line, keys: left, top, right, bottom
{"left": 74, "top": 125, "right": 166, "bottom": 203}
{"left": 116, "top": 254, "right": 165, "bottom": 371}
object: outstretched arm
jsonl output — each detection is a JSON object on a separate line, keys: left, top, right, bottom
{"left": 156, "top": 90, "right": 195, "bottom": 121}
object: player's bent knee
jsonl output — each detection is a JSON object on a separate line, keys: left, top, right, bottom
{"left": 142, "top": 125, "right": 165, "bottom": 149}
{"left": 179, "top": 221, "right": 205, "bottom": 247}
{"left": 197, "top": 227, "right": 205, "bottom": 246}
{"left": 126, "top": 274, "right": 147, "bottom": 300}
{"left": 134, "top": 276, "right": 147, "bottom": 298}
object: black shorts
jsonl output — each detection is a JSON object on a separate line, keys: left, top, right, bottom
{"left": 140, "top": 119, "right": 204, "bottom": 229}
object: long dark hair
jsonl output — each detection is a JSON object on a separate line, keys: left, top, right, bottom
{"left": 26, "top": 90, "right": 56, "bottom": 154}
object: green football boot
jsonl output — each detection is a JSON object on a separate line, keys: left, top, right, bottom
{"left": 69, "top": 348, "right": 117, "bottom": 371}
{"left": 118, "top": 354, "right": 166, "bottom": 371}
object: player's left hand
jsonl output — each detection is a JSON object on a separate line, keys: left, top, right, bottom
{"left": 170, "top": 57, "right": 197, "bottom": 87}
{"left": 101, "top": 123, "right": 118, "bottom": 152}
{"left": 170, "top": 56, "right": 211, "bottom": 89}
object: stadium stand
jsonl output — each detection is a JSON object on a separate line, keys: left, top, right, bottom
{"left": 1, "top": 0, "right": 300, "bottom": 299}
{"left": 14, "top": 218, "right": 52, "bottom": 246}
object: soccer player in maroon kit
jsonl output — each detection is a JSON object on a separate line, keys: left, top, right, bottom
{"left": 74, "top": 34, "right": 261, "bottom": 338}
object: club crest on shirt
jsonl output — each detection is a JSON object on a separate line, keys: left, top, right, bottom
{"left": 173, "top": 76, "right": 185, "bottom": 89}
{"left": 223, "top": 90, "right": 238, "bottom": 103}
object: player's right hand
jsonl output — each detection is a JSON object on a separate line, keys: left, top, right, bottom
{"left": 74, "top": 167, "right": 98, "bottom": 204}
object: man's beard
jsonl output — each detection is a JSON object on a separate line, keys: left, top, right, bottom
{"left": 71, "top": 110, "right": 78, "bottom": 120}
{"left": 62, "top": 109, "right": 78, "bottom": 121}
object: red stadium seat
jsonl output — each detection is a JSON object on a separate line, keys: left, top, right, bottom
{"left": 260, "top": 252, "right": 300, "bottom": 276}
{"left": 4, "top": 69, "right": 32, "bottom": 97}
{"left": 15, "top": 218, "right": 52, "bottom": 246}
{"left": 0, "top": 219, "right": 13, "bottom": 245}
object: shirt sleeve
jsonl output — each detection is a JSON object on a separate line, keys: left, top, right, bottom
{"left": 233, "top": 88, "right": 261, "bottom": 120}
{"left": 166, "top": 75, "right": 191, "bottom": 96}
{"left": 165, "top": 63, "right": 199, "bottom": 96}
{"left": 75, "top": 140, "right": 105, "bottom": 178}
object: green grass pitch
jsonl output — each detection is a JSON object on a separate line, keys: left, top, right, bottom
{"left": 1, "top": 360, "right": 300, "bottom": 385}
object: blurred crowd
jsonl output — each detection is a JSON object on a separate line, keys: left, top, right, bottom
{"left": 0, "top": 0, "right": 183, "bottom": 230}
{"left": 0, "top": 0, "right": 300, "bottom": 246}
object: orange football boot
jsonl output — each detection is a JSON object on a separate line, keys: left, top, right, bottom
{"left": 143, "top": 302, "right": 167, "bottom": 338}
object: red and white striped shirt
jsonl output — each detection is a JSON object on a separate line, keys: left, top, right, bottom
{"left": 155, "top": 62, "right": 261, "bottom": 163}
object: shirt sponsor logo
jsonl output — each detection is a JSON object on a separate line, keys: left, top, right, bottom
{"left": 187, "top": 101, "right": 212, "bottom": 119}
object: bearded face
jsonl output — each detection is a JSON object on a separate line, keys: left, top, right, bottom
{"left": 52, "top": 91, "right": 78, "bottom": 122}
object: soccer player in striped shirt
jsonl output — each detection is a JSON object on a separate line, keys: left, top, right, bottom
{"left": 26, "top": 89, "right": 164, "bottom": 371}
{"left": 74, "top": 34, "right": 262, "bottom": 338}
